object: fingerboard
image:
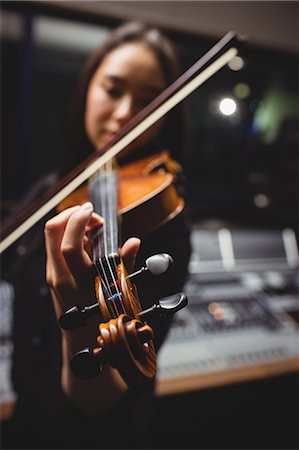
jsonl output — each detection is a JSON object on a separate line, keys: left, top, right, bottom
{"left": 88, "top": 166, "right": 119, "bottom": 262}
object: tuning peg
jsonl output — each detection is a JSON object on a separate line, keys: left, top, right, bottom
{"left": 71, "top": 347, "right": 103, "bottom": 380}
{"left": 138, "top": 292, "right": 188, "bottom": 322}
{"left": 59, "top": 303, "right": 100, "bottom": 330}
{"left": 127, "top": 253, "right": 173, "bottom": 281}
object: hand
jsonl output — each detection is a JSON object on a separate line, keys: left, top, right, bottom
{"left": 45, "top": 202, "right": 141, "bottom": 319}
{"left": 45, "top": 202, "right": 139, "bottom": 411}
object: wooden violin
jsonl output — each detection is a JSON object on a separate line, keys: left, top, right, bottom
{"left": 58, "top": 154, "right": 187, "bottom": 386}
{"left": 58, "top": 150, "right": 184, "bottom": 242}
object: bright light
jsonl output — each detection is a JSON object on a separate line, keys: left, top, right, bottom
{"left": 219, "top": 98, "right": 237, "bottom": 116}
{"left": 254, "top": 193, "right": 270, "bottom": 209}
{"left": 233, "top": 82, "right": 251, "bottom": 99}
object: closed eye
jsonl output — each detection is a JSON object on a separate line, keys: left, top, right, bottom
{"left": 104, "top": 85, "right": 123, "bottom": 98}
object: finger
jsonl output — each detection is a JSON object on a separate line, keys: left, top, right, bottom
{"left": 45, "top": 205, "right": 81, "bottom": 286}
{"left": 61, "top": 202, "right": 103, "bottom": 281}
{"left": 121, "top": 237, "right": 141, "bottom": 273}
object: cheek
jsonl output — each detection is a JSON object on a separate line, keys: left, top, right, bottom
{"left": 84, "top": 88, "right": 110, "bottom": 144}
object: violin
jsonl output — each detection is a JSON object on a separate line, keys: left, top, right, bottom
{"left": 58, "top": 151, "right": 187, "bottom": 385}
{"left": 57, "top": 150, "right": 184, "bottom": 242}
{"left": 0, "top": 31, "right": 245, "bottom": 386}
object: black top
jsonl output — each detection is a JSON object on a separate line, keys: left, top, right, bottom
{"left": 2, "top": 174, "right": 191, "bottom": 450}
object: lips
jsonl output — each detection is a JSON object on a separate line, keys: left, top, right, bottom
{"left": 104, "top": 130, "right": 120, "bottom": 143}
{"left": 106, "top": 131, "right": 117, "bottom": 140}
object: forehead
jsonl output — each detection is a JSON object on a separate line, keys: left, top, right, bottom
{"left": 96, "top": 42, "right": 166, "bottom": 89}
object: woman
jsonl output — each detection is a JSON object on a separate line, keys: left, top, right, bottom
{"left": 4, "top": 21, "right": 191, "bottom": 449}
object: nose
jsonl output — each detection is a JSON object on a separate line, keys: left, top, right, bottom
{"left": 113, "top": 95, "right": 134, "bottom": 125}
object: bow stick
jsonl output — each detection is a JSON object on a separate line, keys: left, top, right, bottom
{"left": 0, "top": 30, "right": 245, "bottom": 254}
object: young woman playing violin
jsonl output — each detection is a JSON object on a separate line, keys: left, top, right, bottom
{"left": 3, "top": 21, "right": 191, "bottom": 449}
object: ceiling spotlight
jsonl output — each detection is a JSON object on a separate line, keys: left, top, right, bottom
{"left": 228, "top": 56, "right": 245, "bottom": 71}
{"left": 219, "top": 98, "right": 237, "bottom": 116}
{"left": 253, "top": 193, "right": 270, "bottom": 209}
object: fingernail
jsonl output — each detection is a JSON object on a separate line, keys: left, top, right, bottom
{"left": 80, "top": 202, "right": 93, "bottom": 211}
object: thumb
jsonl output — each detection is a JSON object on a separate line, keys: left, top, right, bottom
{"left": 121, "top": 237, "right": 141, "bottom": 273}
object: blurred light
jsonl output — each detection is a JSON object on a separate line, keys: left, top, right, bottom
{"left": 228, "top": 56, "right": 244, "bottom": 71}
{"left": 233, "top": 82, "right": 251, "bottom": 99}
{"left": 252, "top": 87, "right": 297, "bottom": 144}
{"left": 208, "top": 303, "right": 224, "bottom": 320}
{"left": 0, "top": 11, "right": 23, "bottom": 40}
{"left": 208, "top": 302, "right": 219, "bottom": 314}
{"left": 219, "top": 98, "right": 237, "bottom": 116}
{"left": 249, "top": 99, "right": 263, "bottom": 113}
{"left": 34, "top": 16, "right": 109, "bottom": 52}
{"left": 254, "top": 193, "right": 271, "bottom": 208}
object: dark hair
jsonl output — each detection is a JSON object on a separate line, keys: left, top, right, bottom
{"left": 60, "top": 21, "right": 185, "bottom": 175}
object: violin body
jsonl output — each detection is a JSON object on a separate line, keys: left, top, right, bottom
{"left": 58, "top": 151, "right": 184, "bottom": 242}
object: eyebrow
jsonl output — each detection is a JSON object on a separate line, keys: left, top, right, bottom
{"left": 104, "top": 74, "right": 164, "bottom": 96}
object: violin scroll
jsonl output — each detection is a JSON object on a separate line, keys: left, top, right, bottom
{"left": 70, "top": 314, "right": 155, "bottom": 385}
{"left": 69, "top": 292, "right": 188, "bottom": 384}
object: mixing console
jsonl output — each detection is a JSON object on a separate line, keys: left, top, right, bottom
{"left": 156, "top": 226, "right": 299, "bottom": 395}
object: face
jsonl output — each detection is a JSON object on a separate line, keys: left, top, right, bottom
{"left": 84, "top": 42, "right": 166, "bottom": 156}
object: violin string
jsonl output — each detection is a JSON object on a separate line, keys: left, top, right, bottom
{"left": 98, "top": 257, "right": 118, "bottom": 317}
{"left": 98, "top": 165, "right": 115, "bottom": 299}
{"left": 112, "top": 253, "right": 127, "bottom": 315}
{"left": 90, "top": 166, "right": 114, "bottom": 301}
{"left": 93, "top": 168, "right": 119, "bottom": 317}
{"left": 101, "top": 161, "right": 126, "bottom": 316}
{"left": 92, "top": 172, "right": 111, "bottom": 299}
{"left": 107, "top": 159, "right": 127, "bottom": 315}
{"left": 103, "top": 160, "right": 121, "bottom": 316}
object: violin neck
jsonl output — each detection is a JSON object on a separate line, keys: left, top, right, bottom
{"left": 88, "top": 163, "right": 119, "bottom": 262}
{"left": 89, "top": 164, "right": 128, "bottom": 319}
